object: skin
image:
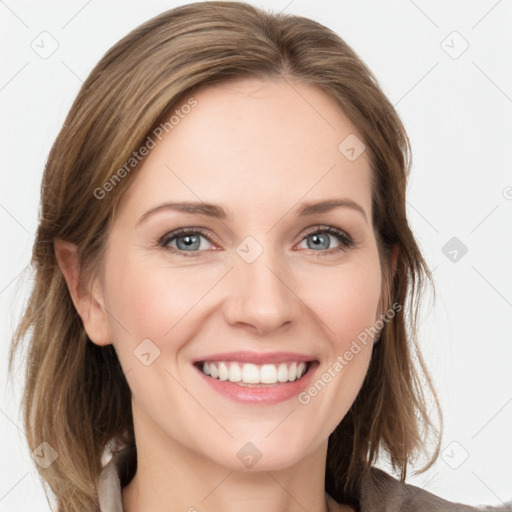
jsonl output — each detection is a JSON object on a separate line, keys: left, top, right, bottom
{"left": 56, "top": 77, "right": 397, "bottom": 512}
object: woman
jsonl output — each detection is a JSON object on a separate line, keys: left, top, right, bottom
{"left": 9, "top": 2, "right": 511, "bottom": 511}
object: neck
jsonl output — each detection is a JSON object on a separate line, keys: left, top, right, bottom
{"left": 122, "top": 411, "right": 333, "bottom": 512}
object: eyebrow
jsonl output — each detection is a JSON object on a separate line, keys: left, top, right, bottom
{"left": 137, "top": 198, "right": 367, "bottom": 225}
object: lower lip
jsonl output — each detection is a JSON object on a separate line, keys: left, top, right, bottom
{"left": 195, "top": 362, "right": 318, "bottom": 405}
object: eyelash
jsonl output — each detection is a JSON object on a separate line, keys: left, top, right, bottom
{"left": 158, "top": 226, "right": 356, "bottom": 258}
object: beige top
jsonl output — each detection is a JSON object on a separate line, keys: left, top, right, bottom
{"left": 97, "top": 441, "right": 512, "bottom": 512}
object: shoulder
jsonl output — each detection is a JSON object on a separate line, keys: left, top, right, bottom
{"left": 356, "top": 467, "right": 512, "bottom": 512}
{"left": 326, "top": 493, "right": 357, "bottom": 512}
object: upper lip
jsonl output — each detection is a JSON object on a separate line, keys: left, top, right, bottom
{"left": 192, "top": 351, "right": 317, "bottom": 365}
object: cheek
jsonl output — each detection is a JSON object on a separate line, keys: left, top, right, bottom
{"left": 297, "top": 256, "right": 381, "bottom": 415}
{"left": 306, "top": 256, "right": 383, "bottom": 349}
{"left": 101, "top": 252, "right": 217, "bottom": 429}
{"left": 104, "top": 252, "right": 220, "bottom": 341}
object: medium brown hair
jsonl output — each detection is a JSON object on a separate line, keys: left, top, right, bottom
{"left": 10, "top": 2, "right": 441, "bottom": 510}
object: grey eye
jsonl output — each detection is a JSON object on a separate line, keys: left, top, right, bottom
{"left": 306, "top": 233, "right": 332, "bottom": 250}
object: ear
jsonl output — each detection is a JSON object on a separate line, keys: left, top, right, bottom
{"left": 374, "top": 243, "right": 401, "bottom": 339}
{"left": 391, "top": 243, "right": 399, "bottom": 277}
{"left": 54, "top": 238, "right": 112, "bottom": 346}
{"left": 384, "top": 243, "right": 400, "bottom": 307}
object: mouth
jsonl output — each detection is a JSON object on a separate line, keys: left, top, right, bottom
{"left": 193, "top": 360, "right": 313, "bottom": 387}
{"left": 192, "top": 352, "right": 319, "bottom": 405}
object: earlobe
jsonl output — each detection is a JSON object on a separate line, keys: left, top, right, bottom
{"left": 53, "top": 238, "right": 112, "bottom": 346}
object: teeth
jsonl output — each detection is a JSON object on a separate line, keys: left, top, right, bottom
{"left": 200, "top": 361, "right": 309, "bottom": 384}
{"left": 289, "top": 362, "right": 297, "bottom": 381}
{"left": 218, "top": 362, "right": 229, "bottom": 381}
{"left": 260, "top": 364, "right": 277, "bottom": 384}
{"left": 229, "top": 363, "right": 242, "bottom": 382}
{"left": 277, "top": 363, "right": 288, "bottom": 382}
{"left": 242, "top": 363, "right": 260, "bottom": 384}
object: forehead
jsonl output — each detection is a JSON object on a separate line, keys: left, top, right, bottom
{"left": 118, "top": 78, "right": 372, "bottom": 223}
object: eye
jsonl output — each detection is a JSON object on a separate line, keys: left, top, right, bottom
{"left": 296, "top": 226, "right": 355, "bottom": 255}
{"left": 158, "top": 225, "right": 355, "bottom": 258}
{"left": 158, "top": 228, "right": 216, "bottom": 257}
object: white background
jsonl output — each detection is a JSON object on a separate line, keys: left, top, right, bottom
{"left": 1, "top": 0, "right": 511, "bottom": 510}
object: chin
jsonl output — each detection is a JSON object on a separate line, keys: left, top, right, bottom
{"left": 198, "top": 434, "right": 319, "bottom": 473}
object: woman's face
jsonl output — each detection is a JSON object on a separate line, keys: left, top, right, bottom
{"left": 94, "top": 78, "right": 385, "bottom": 470}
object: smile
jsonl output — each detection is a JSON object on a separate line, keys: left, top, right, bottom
{"left": 192, "top": 351, "right": 319, "bottom": 405}
{"left": 198, "top": 361, "right": 310, "bottom": 386}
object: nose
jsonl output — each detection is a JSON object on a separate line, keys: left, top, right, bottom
{"left": 223, "top": 245, "right": 301, "bottom": 336}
